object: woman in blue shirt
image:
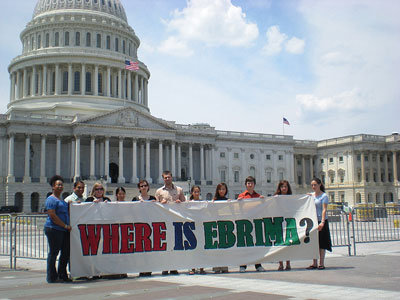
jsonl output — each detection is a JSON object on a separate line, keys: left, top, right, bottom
{"left": 307, "top": 177, "right": 332, "bottom": 270}
{"left": 44, "top": 175, "right": 71, "bottom": 283}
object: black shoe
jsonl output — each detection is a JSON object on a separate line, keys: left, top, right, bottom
{"left": 170, "top": 270, "right": 179, "bottom": 275}
{"left": 139, "top": 272, "right": 152, "bottom": 277}
{"left": 162, "top": 271, "right": 169, "bottom": 275}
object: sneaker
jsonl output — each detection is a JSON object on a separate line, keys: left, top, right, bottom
{"left": 239, "top": 266, "right": 246, "bottom": 273}
{"left": 256, "top": 266, "right": 265, "bottom": 272}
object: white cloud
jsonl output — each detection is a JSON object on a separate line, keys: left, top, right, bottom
{"left": 262, "top": 25, "right": 305, "bottom": 55}
{"left": 159, "top": 0, "right": 258, "bottom": 56}
{"left": 158, "top": 36, "right": 194, "bottom": 57}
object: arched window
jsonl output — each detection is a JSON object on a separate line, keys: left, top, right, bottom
{"left": 356, "top": 193, "right": 362, "bottom": 204}
{"left": 106, "top": 35, "right": 111, "bottom": 49}
{"left": 74, "top": 71, "right": 80, "bottom": 92}
{"left": 96, "top": 33, "right": 101, "bottom": 48}
{"left": 15, "top": 193, "right": 24, "bottom": 212}
{"left": 250, "top": 166, "right": 256, "bottom": 177}
{"left": 45, "top": 33, "right": 50, "bottom": 48}
{"left": 75, "top": 32, "right": 80, "bottom": 46}
{"left": 98, "top": 73, "right": 103, "bottom": 94}
{"left": 54, "top": 32, "right": 59, "bottom": 47}
{"left": 31, "top": 193, "right": 39, "bottom": 212}
{"left": 65, "top": 31, "right": 70, "bottom": 46}
{"left": 86, "top": 32, "right": 91, "bottom": 47}
{"left": 62, "top": 71, "right": 68, "bottom": 93}
{"left": 86, "top": 72, "right": 92, "bottom": 93}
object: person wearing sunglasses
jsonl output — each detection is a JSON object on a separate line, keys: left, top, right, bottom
{"left": 85, "top": 183, "right": 111, "bottom": 203}
{"left": 132, "top": 180, "right": 156, "bottom": 202}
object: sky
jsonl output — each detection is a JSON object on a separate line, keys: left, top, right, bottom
{"left": 0, "top": 0, "right": 399, "bottom": 140}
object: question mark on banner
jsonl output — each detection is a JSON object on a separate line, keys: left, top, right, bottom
{"left": 299, "top": 218, "right": 314, "bottom": 243}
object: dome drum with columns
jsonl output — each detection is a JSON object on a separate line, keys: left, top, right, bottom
{"left": 0, "top": 0, "right": 399, "bottom": 213}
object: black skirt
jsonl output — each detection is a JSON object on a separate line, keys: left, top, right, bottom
{"left": 318, "top": 219, "right": 332, "bottom": 252}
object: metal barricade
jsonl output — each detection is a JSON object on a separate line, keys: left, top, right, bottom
{"left": 0, "top": 214, "right": 13, "bottom": 268}
{"left": 327, "top": 209, "right": 352, "bottom": 256}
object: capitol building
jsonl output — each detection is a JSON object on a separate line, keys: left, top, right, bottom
{"left": 0, "top": 0, "right": 399, "bottom": 212}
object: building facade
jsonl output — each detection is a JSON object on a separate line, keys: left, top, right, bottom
{"left": 0, "top": 0, "right": 399, "bottom": 212}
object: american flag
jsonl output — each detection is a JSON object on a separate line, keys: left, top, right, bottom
{"left": 283, "top": 117, "right": 290, "bottom": 125}
{"left": 125, "top": 60, "right": 139, "bottom": 71}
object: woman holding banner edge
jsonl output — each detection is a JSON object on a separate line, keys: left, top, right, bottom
{"left": 306, "top": 177, "right": 332, "bottom": 270}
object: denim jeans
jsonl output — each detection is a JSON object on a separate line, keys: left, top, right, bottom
{"left": 44, "top": 227, "right": 70, "bottom": 283}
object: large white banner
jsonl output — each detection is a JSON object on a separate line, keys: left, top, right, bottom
{"left": 70, "top": 195, "right": 319, "bottom": 277}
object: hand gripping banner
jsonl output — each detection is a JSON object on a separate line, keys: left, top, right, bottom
{"left": 70, "top": 195, "right": 319, "bottom": 277}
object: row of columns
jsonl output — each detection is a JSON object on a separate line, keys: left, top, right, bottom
{"left": 10, "top": 64, "right": 148, "bottom": 105}
{"left": 4, "top": 134, "right": 210, "bottom": 185}
{"left": 358, "top": 151, "right": 398, "bottom": 183}
{"left": 294, "top": 154, "right": 314, "bottom": 187}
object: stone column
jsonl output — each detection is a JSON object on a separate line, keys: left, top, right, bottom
{"left": 393, "top": 151, "right": 398, "bottom": 183}
{"left": 94, "top": 65, "right": 99, "bottom": 96}
{"left": 177, "top": 144, "right": 182, "bottom": 180}
{"left": 118, "top": 136, "right": 125, "bottom": 183}
{"left": 188, "top": 143, "right": 193, "bottom": 182}
{"left": 10, "top": 73, "right": 16, "bottom": 101}
{"left": 140, "top": 77, "right": 144, "bottom": 104}
{"left": 200, "top": 144, "right": 205, "bottom": 184}
{"left": 145, "top": 139, "right": 152, "bottom": 183}
{"left": 23, "top": 134, "right": 31, "bottom": 183}
{"left": 293, "top": 155, "right": 298, "bottom": 185}
{"left": 106, "top": 67, "right": 111, "bottom": 97}
{"left": 127, "top": 71, "right": 132, "bottom": 100}
{"left": 7, "top": 133, "right": 15, "bottom": 183}
{"left": 16, "top": 70, "right": 21, "bottom": 99}
{"left": 171, "top": 141, "right": 176, "bottom": 178}
{"left": 55, "top": 64, "right": 60, "bottom": 95}
{"left": 377, "top": 152, "right": 382, "bottom": 184}
{"left": 134, "top": 74, "right": 139, "bottom": 102}
{"left": 361, "top": 152, "right": 366, "bottom": 183}
{"left": 241, "top": 148, "right": 246, "bottom": 183}
{"left": 81, "top": 64, "right": 86, "bottom": 95}
{"left": 0, "top": 135, "right": 3, "bottom": 180}
{"left": 140, "top": 141, "right": 145, "bottom": 179}
{"left": 74, "top": 135, "right": 81, "bottom": 182}
{"left": 145, "top": 79, "right": 148, "bottom": 106}
{"left": 56, "top": 136, "right": 61, "bottom": 175}
{"left": 158, "top": 140, "right": 163, "bottom": 183}
{"left": 105, "top": 136, "right": 110, "bottom": 183}
{"left": 118, "top": 69, "right": 122, "bottom": 99}
{"left": 90, "top": 136, "right": 96, "bottom": 180}
{"left": 68, "top": 63, "right": 73, "bottom": 95}
{"left": 23, "top": 68, "right": 28, "bottom": 98}
{"left": 384, "top": 152, "right": 389, "bottom": 183}
{"left": 99, "top": 139, "right": 104, "bottom": 176}
{"left": 42, "top": 65, "right": 47, "bottom": 96}
{"left": 31, "top": 66, "right": 37, "bottom": 96}
{"left": 131, "top": 138, "right": 138, "bottom": 183}
{"left": 227, "top": 148, "right": 232, "bottom": 185}
{"left": 368, "top": 152, "right": 373, "bottom": 183}
{"left": 287, "top": 151, "right": 295, "bottom": 184}
{"left": 309, "top": 155, "right": 314, "bottom": 180}
{"left": 70, "top": 138, "right": 75, "bottom": 179}
{"left": 40, "top": 135, "right": 47, "bottom": 183}
{"left": 302, "top": 155, "right": 306, "bottom": 187}
{"left": 165, "top": 144, "right": 170, "bottom": 171}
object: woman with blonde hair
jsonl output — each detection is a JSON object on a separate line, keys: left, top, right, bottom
{"left": 85, "top": 183, "right": 111, "bottom": 203}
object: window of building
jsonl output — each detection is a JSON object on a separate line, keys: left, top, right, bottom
{"left": 51, "top": 72, "right": 55, "bottom": 93}
{"left": 372, "top": 155, "right": 377, "bottom": 162}
{"left": 220, "top": 152, "right": 225, "bottom": 158}
{"left": 220, "top": 170, "right": 226, "bottom": 182}
{"left": 86, "top": 33, "right": 91, "bottom": 47}
{"left": 340, "top": 193, "right": 345, "bottom": 203}
{"left": 365, "top": 156, "right": 368, "bottom": 162}
{"left": 297, "top": 159, "right": 301, "bottom": 165}
{"left": 37, "top": 35, "right": 41, "bottom": 48}
{"left": 266, "top": 154, "right": 270, "bottom": 160}
{"left": 339, "top": 156, "right": 344, "bottom": 162}
{"left": 340, "top": 174, "right": 344, "bottom": 183}
{"left": 74, "top": 71, "right": 80, "bottom": 92}
{"left": 45, "top": 33, "right": 50, "bottom": 48}
{"left": 278, "top": 155, "right": 283, "bottom": 161}
{"left": 106, "top": 35, "right": 110, "bottom": 49}
{"left": 250, "top": 154, "right": 254, "bottom": 159}
{"left": 129, "top": 43, "right": 131, "bottom": 56}
{"left": 373, "top": 172, "right": 377, "bottom": 182}
{"left": 65, "top": 31, "right": 69, "bottom": 46}
{"left": 329, "top": 157, "right": 334, "bottom": 164}
{"left": 86, "top": 72, "right": 92, "bottom": 93}
{"left": 320, "top": 158, "right": 324, "bottom": 164}
{"left": 96, "top": 34, "right": 101, "bottom": 48}
{"left": 250, "top": 166, "right": 256, "bottom": 177}
{"left": 366, "top": 172, "right": 369, "bottom": 182}
{"left": 54, "top": 32, "right": 59, "bottom": 47}
{"left": 329, "top": 192, "right": 335, "bottom": 202}
{"left": 298, "top": 175, "right": 302, "bottom": 185}
{"left": 266, "top": 172, "right": 272, "bottom": 183}
{"left": 115, "top": 37, "right": 119, "bottom": 52}
{"left": 62, "top": 71, "right": 68, "bottom": 92}
{"left": 122, "top": 40, "right": 126, "bottom": 54}
{"left": 357, "top": 154, "right": 361, "bottom": 161}
{"left": 357, "top": 171, "right": 361, "bottom": 182}
{"left": 321, "top": 174, "right": 326, "bottom": 184}
{"left": 75, "top": 32, "right": 80, "bottom": 46}
{"left": 380, "top": 156, "right": 384, "bottom": 162}
{"left": 279, "top": 172, "right": 284, "bottom": 181}
{"left": 98, "top": 73, "right": 103, "bottom": 94}
{"left": 234, "top": 171, "right": 239, "bottom": 183}
{"left": 234, "top": 153, "right": 239, "bottom": 159}
{"left": 181, "top": 152, "right": 187, "bottom": 158}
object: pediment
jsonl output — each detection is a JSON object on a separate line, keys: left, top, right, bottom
{"left": 77, "top": 107, "right": 176, "bottom": 130}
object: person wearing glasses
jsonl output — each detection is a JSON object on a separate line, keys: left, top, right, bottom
{"left": 85, "top": 183, "right": 111, "bottom": 203}
{"left": 132, "top": 180, "right": 156, "bottom": 202}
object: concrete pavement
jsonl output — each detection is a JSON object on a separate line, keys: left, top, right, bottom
{"left": 1, "top": 241, "right": 400, "bottom": 299}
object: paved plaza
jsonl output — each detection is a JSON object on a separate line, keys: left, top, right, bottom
{"left": 1, "top": 241, "right": 400, "bottom": 299}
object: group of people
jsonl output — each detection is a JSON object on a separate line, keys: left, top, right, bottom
{"left": 43, "top": 171, "right": 332, "bottom": 283}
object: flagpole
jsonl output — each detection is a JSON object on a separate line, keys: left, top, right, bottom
{"left": 282, "top": 116, "right": 284, "bottom": 135}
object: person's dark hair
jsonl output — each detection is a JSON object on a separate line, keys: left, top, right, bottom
{"left": 137, "top": 179, "right": 150, "bottom": 192}
{"left": 49, "top": 175, "right": 63, "bottom": 187}
{"left": 115, "top": 186, "right": 126, "bottom": 195}
{"left": 73, "top": 180, "right": 84, "bottom": 188}
{"left": 190, "top": 185, "right": 201, "bottom": 200}
{"left": 213, "top": 182, "right": 228, "bottom": 200}
{"left": 274, "top": 180, "right": 292, "bottom": 195}
{"left": 245, "top": 176, "right": 256, "bottom": 185}
{"left": 311, "top": 177, "right": 325, "bottom": 193}
{"left": 162, "top": 170, "right": 172, "bottom": 178}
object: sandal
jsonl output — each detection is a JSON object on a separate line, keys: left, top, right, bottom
{"left": 318, "top": 266, "right": 325, "bottom": 270}
{"left": 285, "top": 266, "right": 291, "bottom": 271}
{"left": 306, "top": 265, "right": 318, "bottom": 270}
{"left": 278, "top": 265, "right": 284, "bottom": 271}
